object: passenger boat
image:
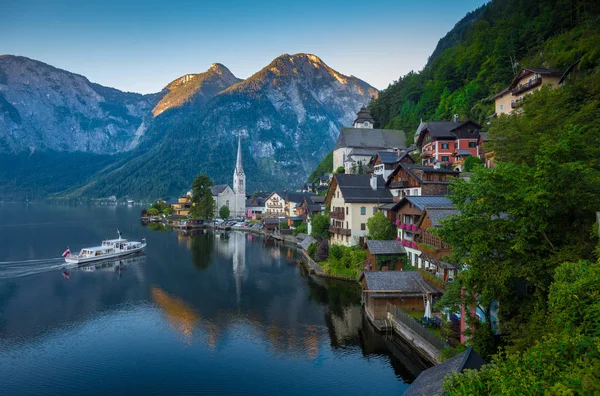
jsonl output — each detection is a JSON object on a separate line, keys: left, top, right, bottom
{"left": 64, "top": 231, "right": 146, "bottom": 264}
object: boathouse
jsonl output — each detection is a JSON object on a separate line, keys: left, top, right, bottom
{"left": 360, "top": 271, "right": 441, "bottom": 324}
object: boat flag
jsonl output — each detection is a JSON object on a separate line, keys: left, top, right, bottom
{"left": 62, "top": 247, "right": 71, "bottom": 257}
{"left": 142, "top": 237, "right": 146, "bottom": 243}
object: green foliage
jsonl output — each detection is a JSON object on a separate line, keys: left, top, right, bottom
{"left": 219, "top": 205, "right": 230, "bottom": 220}
{"left": 310, "top": 214, "right": 330, "bottom": 239}
{"left": 462, "top": 156, "right": 483, "bottom": 171}
{"left": 162, "top": 207, "right": 173, "bottom": 215}
{"left": 308, "top": 151, "right": 333, "bottom": 184}
{"left": 375, "top": 254, "right": 406, "bottom": 270}
{"left": 366, "top": 212, "right": 396, "bottom": 240}
{"left": 441, "top": 344, "right": 468, "bottom": 362}
{"left": 439, "top": 73, "right": 600, "bottom": 355}
{"left": 307, "top": 242, "right": 317, "bottom": 260}
{"left": 320, "top": 244, "right": 367, "bottom": 280}
{"left": 151, "top": 200, "right": 169, "bottom": 212}
{"left": 335, "top": 166, "right": 345, "bottom": 174}
{"left": 442, "top": 261, "right": 600, "bottom": 394}
{"left": 369, "top": 0, "right": 600, "bottom": 136}
{"left": 190, "top": 174, "right": 215, "bottom": 219}
{"left": 146, "top": 208, "right": 159, "bottom": 216}
{"left": 292, "top": 222, "right": 308, "bottom": 236}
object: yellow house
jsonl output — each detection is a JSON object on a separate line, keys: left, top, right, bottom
{"left": 325, "top": 174, "right": 393, "bottom": 247}
{"left": 493, "top": 68, "right": 563, "bottom": 115}
{"left": 171, "top": 191, "right": 192, "bottom": 216}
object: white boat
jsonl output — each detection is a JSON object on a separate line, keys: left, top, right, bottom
{"left": 64, "top": 231, "right": 146, "bottom": 264}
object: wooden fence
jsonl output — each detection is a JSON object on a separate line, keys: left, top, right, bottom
{"left": 387, "top": 303, "right": 449, "bottom": 351}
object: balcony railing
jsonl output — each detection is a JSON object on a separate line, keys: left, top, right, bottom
{"left": 329, "top": 225, "right": 351, "bottom": 236}
{"left": 511, "top": 77, "right": 541, "bottom": 95}
{"left": 329, "top": 211, "right": 345, "bottom": 220}
{"left": 389, "top": 181, "right": 409, "bottom": 189}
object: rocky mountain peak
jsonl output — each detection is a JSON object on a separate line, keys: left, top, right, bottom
{"left": 152, "top": 63, "right": 241, "bottom": 117}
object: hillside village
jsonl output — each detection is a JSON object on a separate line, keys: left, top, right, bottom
{"left": 139, "top": 61, "right": 593, "bottom": 393}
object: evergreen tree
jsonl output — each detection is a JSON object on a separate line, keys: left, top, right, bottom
{"left": 190, "top": 174, "right": 215, "bottom": 219}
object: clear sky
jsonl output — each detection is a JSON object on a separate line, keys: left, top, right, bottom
{"left": 1, "top": 0, "right": 488, "bottom": 94}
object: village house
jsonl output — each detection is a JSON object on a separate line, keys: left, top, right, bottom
{"left": 365, "top": 240, "right": 406, "bottom": 271}
{"left": 297, "top": 195, "right": 325, "bottom": 235}
{"left": 369, "top": 149, "right": 415, "bottom": 180}
{"left": 170, "top": 191, "right": 192, "bottom": 216}
{"left": 414, "top": 117, "right": 482, "bottom": 169}
{"left": 246, "top": 195, "right": 265, "bottom": 217}
{"left": 326, "top": 174, "right": 393, "bottom": 247}
{"left": 284, "top": 191, "right": 316, "bottom": 219}
{"left": 333, "top": 107, "right": 406, "bottom": 173}
{"left": 478, "top": 131, "right": 495, "bottom": 168}
{"left": 414, "top": 207, "right": 460, "bottom": 282}
{"left": 385, "top": 163, "right": 459, "bottom": 200}
{"left": 392, "top": 196, "right": 455, "bottom": 270}
{"left": 263, "top": 192, "right": 286, "bottom": 216}
{"left": 360, "top": 271, "right": 442, "bottom": 324}
{"left": 492, "top": 67, "right": 563, "bottom": 116}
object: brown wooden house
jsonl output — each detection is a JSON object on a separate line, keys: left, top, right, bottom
{"left": 385, "top": 163, "right": 459, "bottom": 201}
{"left": 360, "top": 271, "right": 442, "bottom": 323}
{"left": 414, "top": 207, "right": 460, "bottom": 282}
{"left": 365, "top": 240, "right": 406, "bottom": 271}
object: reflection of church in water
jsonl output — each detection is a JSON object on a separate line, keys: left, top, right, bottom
{"left": 213, "top": 231, "right": 247, "bottom": 305}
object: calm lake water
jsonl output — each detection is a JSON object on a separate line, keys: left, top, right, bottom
{"left": 0, "top": 204, "right": 428, "bottom": 394}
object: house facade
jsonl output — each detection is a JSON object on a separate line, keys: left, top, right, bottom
{"left": 171, "top": 191, "right": 192, "bottom": 216}
{"left": 492, "top": 67, "right": 563, "bottom": 116}
{"left": 263, "top": 192, "right": 286, "bottom": 216}
{"left": 386, "top": 163, "right": 459, "bottom": 200}
{"left": 370, "top": 150, "right": 415, "bottom": 180}
{"left": 415, "top": 118, "right": 482, "bottom": 169}
{"left": 326, "top": 174, "right": 393, "bottom": 247}
{"left": 333, "top": 108, "right": 406, "bottom": 173}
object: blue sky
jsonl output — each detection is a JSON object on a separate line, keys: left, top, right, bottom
{"left": 1, "top": 0, "right": 487, "bottom": 94}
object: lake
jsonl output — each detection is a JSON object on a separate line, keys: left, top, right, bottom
{"left": 0, "top": 203, "right": 428, "bottom": 394}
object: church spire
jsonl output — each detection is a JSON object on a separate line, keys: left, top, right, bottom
{"left": 235, "top": 133, "right": 244, "bottom": 175}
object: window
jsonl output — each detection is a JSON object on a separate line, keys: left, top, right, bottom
{"left": 360, "top": 223, "right": 366, "bottom": 230}
{"left": 373, "top": 207, "right": 377, "bottom": 215}
{"left": 441, "top": 156, "right": 449, "bottom": 162}
{"left": 441, "top": 143, "right": 449, "bottom": 149}
{"left": 346, "top": 206, "right": 348, "bottom": 215}
{"left": 468, "top": 142, "right": 477, "bottom": 148}
{"left": 360, "top": 207, "right": 366, "bottom": 215}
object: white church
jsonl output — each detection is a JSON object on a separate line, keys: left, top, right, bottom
{"left": 211, "top": 135, "right": 246, "bottom": 218}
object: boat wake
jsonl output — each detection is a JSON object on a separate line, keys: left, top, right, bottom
{"left": 0, "top": 258, "right": 73, "bottom": 279}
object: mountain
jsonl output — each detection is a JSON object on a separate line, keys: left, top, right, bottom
{"left": 151, "top": 63, "right": 241, "bottom": 117}
{"left": 368, "top": 0, "right": 600, "bottom": 141}
{"left": 68, "top": 53, "right": 378, "bottom": 199}
{"left": 0, "top": 55, "right": 161, "bottom": 154}
{"left": 0, "top": 53, "right": 377, "bottom": 199}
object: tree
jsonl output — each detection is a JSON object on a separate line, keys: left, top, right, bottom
{"left": 190, "top": 174, "right": 215, "bottom": 219}
{"left": 162, "top": 207, "right": 173, "bottom": 216}
{"left": 147, "top": 208, "right": 159, "bottom": 216}
{"left": 463, "top": 156, "right": 483, "bottom": 171}
{"left": 310, "top": 214, "right": 330, "bottom": 239}
{"left": 219, "top": 205, "right": 230, "bottom": 220}
{"left": 335, "top": 166, "right": 345, "bottom": 174}
{"left": 366, "top": 212, "right": 396, "bottom": 240}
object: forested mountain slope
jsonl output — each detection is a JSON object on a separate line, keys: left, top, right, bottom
{"left": 369, "top": 0, "right": 600, "bottom": 141}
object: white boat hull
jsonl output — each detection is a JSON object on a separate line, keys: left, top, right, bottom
{"left": 65, "top": 244, "right": 146, "bottom": 264}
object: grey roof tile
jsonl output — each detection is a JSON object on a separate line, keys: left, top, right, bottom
{"left": 334, "top": 128, "right": 406, "bottom": 150}
{"left": 366, "top": 240, "right": 405, "bottom": 255}
{"left": 360, "top": 271, "right": 439, "bottom": 294}
{"left": 334, "top": 174, "right": 393, "bottom": 203}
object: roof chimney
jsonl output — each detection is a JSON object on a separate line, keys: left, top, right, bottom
{"left": 370, "top": 174, "right": 378, "bottom": 190}
{"left": 453, "top": 114, "right": 459, "bottom": 123}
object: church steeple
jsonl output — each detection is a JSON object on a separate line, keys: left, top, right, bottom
{"left": 233, "top": 133, "right": 246, "bottom": 217}
{"left": 235, "top": 133, "right": 244, "bottom": 175}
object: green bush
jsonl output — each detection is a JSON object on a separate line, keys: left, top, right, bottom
{"left": 292, "top": 222, "right": 308, "bottom": 236}
{"left": 307, "top": 242, "right": 317, "bottom": 260}
{"left": 329, "top": 244, "right": 343, "bottom": 259}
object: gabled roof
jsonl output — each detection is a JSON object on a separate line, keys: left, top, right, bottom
{"left": 334, "top": 127, "right": 406, "bottom": 150}
{"left": 404, "top": 347, "right": 486, "bottom": 396}
{"left": 509, "top": 67, "right": 563, "bottom": 89}
{"left": 285, "top": 191, "right": 315, "bottom": 204}
{"left": 359, "top": 271, "right": 440, "bottom": 295}
{"left": 298, "top": 235, "right": 318, "bottom": 250}
{"left": 366, "top": 240, "right": 406, "bottom": 255}
{"left": 392, "top": 196, "right": 455, "bottom": 212}
{"left": 453, "top": 149, "right": 472, "bottom": 157}
{"left": 347, "top": 148, "right": 381, "bottom": 158}
{"left": 372, "top": 149, "right": 415, "bottom": 165}
{"left": 415, "top": 120, "right": 481, "bottom": 147}
{"left": 385, "top": 163, "right": 459, "bottom": 187}
{"left": 327, "top": 174, "right": 393, "bottom": 204}
{"left": 210, "top": 184, "right": 230, "bottom": 195}
{"left": 420, "top": 207, "right": 460, "bottom": 228}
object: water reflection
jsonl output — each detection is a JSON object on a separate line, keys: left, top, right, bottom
{"left": 0, "top": 205, "right": 427, "bottom": 394}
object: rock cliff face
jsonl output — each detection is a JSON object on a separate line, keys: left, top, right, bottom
{"left": 0, "top": 55, "right": 160, "bottom": 154}
{"left": 0, "top": 53, "right": 377, "bottom": 199}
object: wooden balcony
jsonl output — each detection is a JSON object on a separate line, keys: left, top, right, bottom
{"left": 511, "top": 77, "right": 541, "bottom": 95}
{"left": 329, "top": 225, "right": 351, "bottom": 236}
{"left": 329, "top": 211, "right": 345, "bottom": 220}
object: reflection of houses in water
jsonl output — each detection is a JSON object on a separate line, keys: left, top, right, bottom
{"left": 151, "top": 286, "right": 221, "bottom": 349}
{"left": 326, "top": 305, "right": 362, "bottom": 346}
{"left": 176, "top": 232, "right": 193, "bottom": 250}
